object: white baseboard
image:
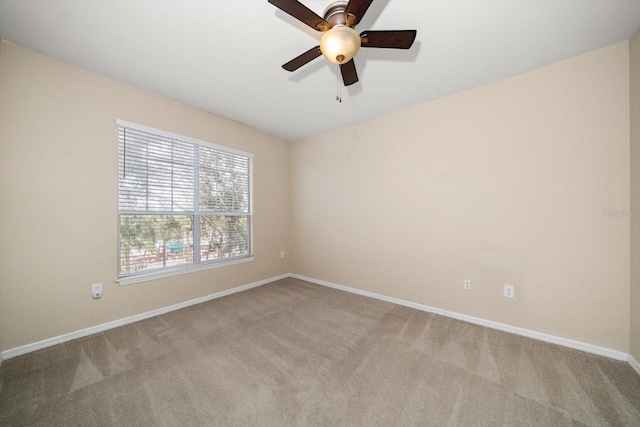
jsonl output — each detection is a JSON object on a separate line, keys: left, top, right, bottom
{"left": 290, "top": 274, "right": 630, "bottom": 362}
{"left": 0, "top": 274, "right": 289, "bottom": 361}
{"left": 629, "top": 355, "right": 640, "bottom": 376}
{"left": 3, "top": 272, "right": 638, "bottom": 377}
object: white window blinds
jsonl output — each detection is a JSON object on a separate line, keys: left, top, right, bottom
{"left": 198, "top": 146, "right": 252, "bottom": 215}
{"left": 118, "top": 127, "right": 195, "bottom": 213}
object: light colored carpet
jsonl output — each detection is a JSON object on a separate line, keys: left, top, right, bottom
{"left": 1, "top": 277, "right": 639, "bottom": 426}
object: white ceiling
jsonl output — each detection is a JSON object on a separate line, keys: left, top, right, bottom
{"left": 1, "top": 1, "right": 640, "bottom": 141}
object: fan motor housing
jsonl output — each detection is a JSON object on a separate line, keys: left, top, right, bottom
{"left": 323, "top": 1, "right": 350, "bottom": 28}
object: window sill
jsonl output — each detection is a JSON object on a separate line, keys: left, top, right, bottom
{"left": 116, "top": 256, "right": 255, "bottom": 286}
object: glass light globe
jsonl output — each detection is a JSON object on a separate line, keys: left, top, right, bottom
{"left": 320, "top": 25, "right": 361, "bottom": 64}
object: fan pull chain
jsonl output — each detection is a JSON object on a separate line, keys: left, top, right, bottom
{"left": 336, "top": 65, "right": 342, "bottom": 103}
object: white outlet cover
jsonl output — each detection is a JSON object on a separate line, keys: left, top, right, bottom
{"left": 504, "top": 285, "right": 514, "bottom": 298}
{"left": 463, "top": 280, "right": 471, "bottom": 290}
{"left": 92, "top": 283, "right": 102, "bottom": 299}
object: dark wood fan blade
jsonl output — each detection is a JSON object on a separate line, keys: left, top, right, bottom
{"left": 360, "top": 30, "right": 417, "bottom": 49}
{"left": 345, "top": 0, "right": 374, "bottom": 27}
{"left": 268, "top": 0, "right": 329, "bottom": 32}
{"left": 282, "top": 46, "right": 322, "bottom": 72}
{"left": 340, "top": 59, "right": 359, "bottom": 86}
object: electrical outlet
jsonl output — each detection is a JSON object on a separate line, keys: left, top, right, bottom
{"left": 504, "top": 285, "right": 514, "bottom": 298}
{"left": 92, "top": 283, "right": 102, "bottom": 299}
{"left": 463, "top": 280, "right": 471, "bottom": 290}
{"left": 280, "top": 251, "right": 285, "bottom": 259}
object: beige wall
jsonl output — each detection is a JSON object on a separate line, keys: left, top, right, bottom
{"left": 631, "top": 27, "right": 640, "bottom": 362}
{"left": 290, "top": 43, "right": 631, "bottom": 351}
{"left": 0, "top": 41, "right": 290, "bottom": 353}
{"left": 1, "top": 37, "right": 636, "bottom": 356}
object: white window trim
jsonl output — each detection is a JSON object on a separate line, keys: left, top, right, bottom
{"left": 117, "top": 256, "right": 255, "bottom": 286}
{"left": 115, "top": 119, "right": 254, "bottom": 286}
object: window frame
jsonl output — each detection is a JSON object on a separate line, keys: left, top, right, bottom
{"left": 116, "top": 119, "right": 254, "bottom": 286}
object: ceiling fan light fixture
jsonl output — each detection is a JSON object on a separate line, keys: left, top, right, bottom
{"left": 320, "top": 25, "right": 361, "bottom": 64}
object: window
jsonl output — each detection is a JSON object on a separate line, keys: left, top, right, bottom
{"left": 117, "top": 120, "right": 253, "bottom": 285}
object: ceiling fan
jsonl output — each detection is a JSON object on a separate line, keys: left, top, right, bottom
{"left": 268, "top": 0, "right": 417, "bottom": 86}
